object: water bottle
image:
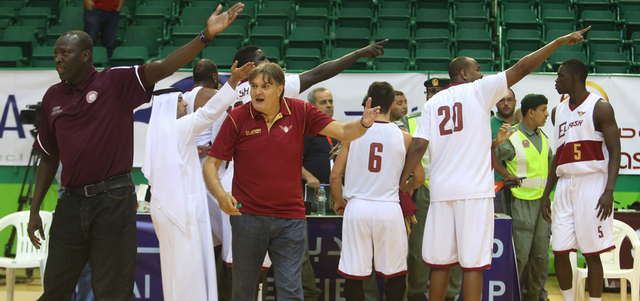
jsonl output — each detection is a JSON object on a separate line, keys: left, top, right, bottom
{"left": 317, "top": 187, "right": 326, "bottom": 216}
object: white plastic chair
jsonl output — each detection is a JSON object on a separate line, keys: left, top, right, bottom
{"left": 0, "top": 211, "right": 53, "bottom": 301}
{"left": 575, "top": 219, "right": 640, "bottom": 301}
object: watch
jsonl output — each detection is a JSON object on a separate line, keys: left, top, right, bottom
{"left": 198, "top": 30, "right": 212, "bottom": 45}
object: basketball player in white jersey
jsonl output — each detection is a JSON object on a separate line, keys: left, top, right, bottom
{"left": 541, "top": 59, "right": 620, "bottom": 301}
{"left": 399, "top": 27, "right": 591, "bottom": 301}
{"left": 331, "top": 82, "right": 424, "bottom": 301}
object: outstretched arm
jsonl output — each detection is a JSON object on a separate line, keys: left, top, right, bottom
{"left": 505, "top": 27, "right": 590, "bottom": 87}
{"left": 144, "top": 3, "right": 244, "bottom": 87}
{"left": 298, "top": 40, "right": 387, "bottom": 92}
{"left": 594, "top": 100, "right": 621, "bottom": 221}
{"left": 319, "top": 98, "right": 380, "bottom": 141}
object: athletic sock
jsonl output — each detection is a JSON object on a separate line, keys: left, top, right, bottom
{"left": 560, "top": 288, "right": 575, "bottom": 301}
{"left": 344, "top": 278, "right": 365, "bottom": 301}
{"left": 384, "top": 274, "right": 407, "bottom": 301}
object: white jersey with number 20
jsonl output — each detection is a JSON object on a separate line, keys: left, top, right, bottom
{"left": 413, "top": 72, "right": 509, "bottom": 202}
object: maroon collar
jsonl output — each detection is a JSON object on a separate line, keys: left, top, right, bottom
{"left": 373, "top": 120, "right": 389, "bottom": 124}
{"left": 61, "top": 67, "right": 98, "bottom": 94}
{"left": 249, "top": 97, "right": 292, "bottom": 119}
{"left": 569, "top": 92, "right": 590, "bottom": 111}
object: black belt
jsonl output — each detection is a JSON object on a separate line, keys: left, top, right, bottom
{"left": 66, "top": 174, "right": 134, "bottom": 197}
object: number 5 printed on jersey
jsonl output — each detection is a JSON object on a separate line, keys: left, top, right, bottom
{"left": 438, "top": 103, "right": 464, "bottom": 136}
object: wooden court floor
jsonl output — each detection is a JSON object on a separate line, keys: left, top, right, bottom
{"left": 0, "top": 268, "right": 631, "bottom": 301}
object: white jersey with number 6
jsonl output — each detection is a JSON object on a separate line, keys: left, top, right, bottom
{"left": 343, "top": 121, "right": 406, "bottom": 202}
{"left": 413, "top": 72, "right": 509, "bottom": 202}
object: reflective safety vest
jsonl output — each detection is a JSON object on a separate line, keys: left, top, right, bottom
{"left": 407, "top": 116, "right": 430, "bottom": 188}
{"left": 505, "top": 129, "right": 550, "bottom": 200}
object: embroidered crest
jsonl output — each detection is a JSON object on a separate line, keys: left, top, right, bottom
{"left": 280, "top": 125, "right": 292, "bottom": 133}
{"left": 432, "top": 78, "right": 439, "bottom": 86}
{"left": 577, "top": 111, "right": 586, "bottom": 117}
{"left": 86, "top": 91, "right": 98, "bottom": 103}
{"left": 51, "top": 106, "right": 62, "bottom": 116}
{"left": 522, "top": 140, "right": 530, "bottom": 148}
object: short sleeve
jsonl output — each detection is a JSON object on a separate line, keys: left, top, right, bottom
{"left": 32, "top": 92, "right": 58, "bottom": 157}
{"left": 109, "top": 65, "right": 154, "bottom": 111}
{"left": 474, "top": 72, "right": 509, "bottom": 113}
{"left": 284, "top": 75, "right": 301, "bottom": 99}
{"left": 413, "top": 101, "right": 431, "bottom": 141}
{"left": 209, "top": 114, "right": 239, "bottom": 161}
{"left": 303, "top": 102, "right": 334, "bottom": 136}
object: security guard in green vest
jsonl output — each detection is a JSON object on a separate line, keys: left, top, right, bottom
{"left": 395, "top": 78, "right": 462, "bottom": 301}
{"left": 494, "top": 94, "right": 553, "bottom": 301}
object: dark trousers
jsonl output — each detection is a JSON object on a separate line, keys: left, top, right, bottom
{"left": 83, "top": 8, "right": 119, "bottom": 58}
{"left": 39, "top": 185, "right": 137, "bottom": 301}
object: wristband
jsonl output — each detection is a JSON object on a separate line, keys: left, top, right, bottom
{"left": 360, "top": 118, "right": 372, "bottom": 129}
{"left": 198, "top": 30, "right": 212, "bottom": 45}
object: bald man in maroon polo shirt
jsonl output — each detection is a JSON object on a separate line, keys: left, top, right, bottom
{"left": 203, "top": 63, "right": 381, "bottom": 300}
{"left": 26, "top": 4, "right": 244, "bottom": 300}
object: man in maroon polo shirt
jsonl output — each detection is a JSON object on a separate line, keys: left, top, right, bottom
{"left": 26, "top": 4, "right": 244, "bottom": 300}
{"left": 202, "top": 63, "right": 381, "bottom": 300}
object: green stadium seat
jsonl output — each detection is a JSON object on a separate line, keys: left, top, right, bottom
{"left": 45, "top": 25, "right": 74, "bottom": 46}
{"left": 288, "top": 27, "right": 325, "bottom": 55}
{"left": 110, "top": 46, "right": 149, "bottom": 66}
{"left": 170, "top": 25, "right": 202, "bottom": 46}
{"left": 591, "top": 52, "right": 630, "bottom": 73}
{"left": 332, "top": 47, "right": 370, "bottom": 69}
{"left": 250, "top": 26, "right": 286, "bottom": 56}
{"left": 284, "top": 48, "right": 322, "bottom": 70}
{"left": 373, "top": 48, "right": 411, "bottom": 71}
{"left": 415, "top": 48, "right": 451, "bottom": 71}
{"left": 31, "top": 45, "right": 54, "bottom": 68}
{"left": 334, "top": 27, "right": 371, "bottom": 49}
{"left": 508, "top": 50, "right": 544, "bottom": 71}
{"left": 122, "top": 0, "right": 138, "bottom": 15}
{"left": 294, "top": 7, "right": 328, "bottom": 29}
{"left": 453, "top": 0, "right": 488, "bottom": 9}
{"left": 586, "top": 30, "right": 623, "bottom": 59}
{"left": 503, "top": 9, "right": 540, "bottom": 31}
{"left": 337, "top": 8, "right": 372, "bottom": 29}
{"left": 228, "top": 1, "right": 256, "bottom": 29}
{"left": 631, "top": 32, "right": 640, "bottom": 65}
{"left": 190, "top": 1, "right": 224, "bottom": 9}
{"left": 93, "top": 46, "right": 109, "bottom": 67}
{"left": 211, "top": 25, "right": 246, "bottom": 48}
{"left": 18, "top": 7, "right": 51, "bottom": 36}
{"left": 0, "top": 46, "right": 23, "bottom": 67}
{"left": 29, "top": 0, "right": 60, "bottom": 17}
{"left": 545, "top": 29, "right": 584, "bottom": 52}
{"left": 416, "top": 28, "right": 451, "bottom": 50}
{"left": 144, "top": 0, "right": 175, "bottom": 12}
{"left": 454, "top": 8, "right": 489, "bottom": 30}
{"left": 296, "top": 0, "right": 332, "bottom": 10}
{"left": 574, "top": 0, "right": 610, "bottom": 17}
{"left": 546, "top": 51, "right": 587, "bottom": 71}
{"left": 502, "top": 0, "right": 535, "bottom": 10}
{"left": 256, "top": 7, "right": 290, "bottom": 28}
{"left": 201, "top": 46, "right": 237, "bottom": 69}
{"left": 506, "top": 29, "right": 542, "bottom": 54}
{"left": 58, "top": 6, "right": 84, "bottom": 29}
{"left": 542, "top": 10, "right": 577, "bottom": 35}
{"left": 623, "top": 12, "right": 640, "bottom": 39}
{"left": 415, "top": 8, "right": 451, "bottom": 30}
{"left": 0, "top": 1, "right": 25, "bottom": 16}
{"left": 336, "top": 0, "right": 374, "bottom": 8}
{"left": 375, "top": 27, "right": 411, "bottom": 50}
{"left": 134, "top": 6, "right": 170, "bottom": 30}
{"left": 261, "top": 0, "right": 294, "bottom": 9}
{"left": 538, "top": 0, "right": 572, "bottom": 11}
{"left": 580, "top": 10, "right": 617, "bottom": 31}
{"left": 117, "top": 6, "right": 131, "bottom": 41}
{"left": 456, "top": 29, "right": 493, "bottom": 51}
{"left": 378, "top": 0, "right": 412, "bottom": 9}
{"left": 0, "top": 7, "right": 14, "bottom": 38}
{"left": 618, "top": 0, "right": 640, "bottom": 18}
{"left": 457, "top": 49, "right": 494, "bottom": 71}
{"left": 122, "top": 26, "right": 161, "bottom": 57}
{"left": 180, "top": 7, "right": 215, "bottom": 27}
{"left": 416, "top": 0, "right": 450, "bottom": 9}
{"left": 260, "top": 46, "right": 281, "bottom": 65}
{"left": 0, "top": 26, "right": 38, "bottom": 58}
{"left": 377, "top": 8, "right": 412, "bottom": 29}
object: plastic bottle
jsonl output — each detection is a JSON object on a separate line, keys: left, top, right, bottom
{"left": 317, "top": 187, "right": 326, "bottom": 216}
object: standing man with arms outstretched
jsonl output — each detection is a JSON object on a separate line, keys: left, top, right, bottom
{"left": 541, "top": 58, "right": 621, "bottom": 301}
{"left": 399, "top": 27, "right": 590, "bottom": 301}
{"left": 26, "top": 3, "right": 244, "bottom": 300}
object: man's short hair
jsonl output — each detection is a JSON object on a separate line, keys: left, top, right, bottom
{"left": 193, "top": 59, "right": 218, "bottom": 83}
{"left": 234, "top": 45, "right": 260, "bottom": 67}
{"left": 308, "top": 87, "right": 329, "bottom": 105}
{"left": 62, "top": 30, "right": 93, "bottom": 53}
{"left": 448, "top": 57, "right": 473, "bottom": 79}
{"left": 521, "top": 93, "right": 548, "bottom": 117}
{"left": 394, "top": 90, "right": 404, "bottom": 97}
{"left": 560, "top": 58, "right": 588, "bottom": 83}
{"left": 248, "top": 62, "right": 285, "bottom": 91}
{"left": 368, "top": 82, "right": 395, "bottom": 114}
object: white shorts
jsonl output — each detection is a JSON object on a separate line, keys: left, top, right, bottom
{"left": 338, "top": 199, "right": 408, "bottom": 279}
{"left": 422, "top": 198, "right": 494, "bottom": 271}
{"left": 551, "top": 172, "right": 614, "bottom": 256}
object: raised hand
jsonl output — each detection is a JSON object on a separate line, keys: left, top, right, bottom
{"left": 227, "top": 60, "right": 255, "bottom": 89}
{"left": 357, "top": 39, "right": 387, "bottom": 59}
{"left": 361, "top": 97, "right": 381, "bottom": 128}
{"left": 557, "top": 26, "right": 591, "bottom": 45}
{"left": 494, "top": 123, "right": 515, "bottom": 146}
{"left": 204, "top": 3, "right": 245, "bottom": 38}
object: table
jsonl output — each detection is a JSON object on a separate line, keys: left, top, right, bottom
{"left": 133, "top": 214, "right": 520, "bottom": 301}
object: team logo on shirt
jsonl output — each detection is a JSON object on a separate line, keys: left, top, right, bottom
{"left": 522, "top": 140, "right": 530, "bottom": 148}
{"left": 578, "top": 111, "right": 586, "bottom": 117}
{"left": 246, "top": 129, "right": 261, "bottom": 136}
{"left": 51, "top": 106, "right": 62, "bottom": 116}
{"left": 280, "top": 125, "right": 292, "bottom": 133}
{"left": 86, "top": 91, "right": 98, "bottom": 103}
